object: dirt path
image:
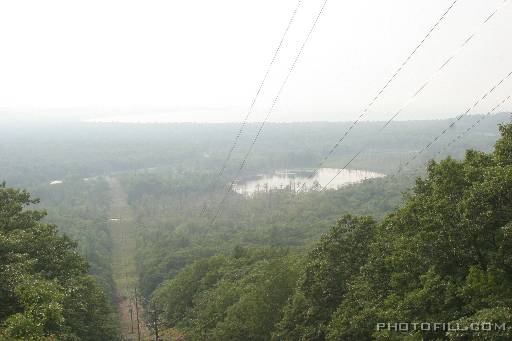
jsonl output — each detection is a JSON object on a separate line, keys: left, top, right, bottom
{"left": 107, "top": 177, "right": 151, "bottom": 340}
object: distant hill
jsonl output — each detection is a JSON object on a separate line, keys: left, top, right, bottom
{"left": 1, "top": 113, "right": 509, "bottom": 186}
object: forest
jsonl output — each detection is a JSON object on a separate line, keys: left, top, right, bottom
{"left": 0, "top": 182, "right": 120, "bottom": 340}
{"left": 3, "top": 0, "right": 512, "bottom": 338}
{"left": 0, "top": 117, "right": 511, "bottom": 340}
{"left": 128, "top": 123, "right": 512, "bottom": 340}
{"left": 0, "top": 114, "right": 506, "bottom": 187}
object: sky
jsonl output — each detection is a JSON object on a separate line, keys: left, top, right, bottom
{"left": 0, "top": 0, "right": 511, "bottom": 123}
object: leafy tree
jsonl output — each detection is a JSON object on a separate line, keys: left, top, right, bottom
{"left": 0, "top": 183, "right": 120, "bottom": 340}
{"left": 273, "top": 215, "right": 376, "bottom": 340}
{"left": 212, "top": 256, "right": 299, "bottom": 341}
{"left": 325, "top": 124, "right": 512, "bottom": 340}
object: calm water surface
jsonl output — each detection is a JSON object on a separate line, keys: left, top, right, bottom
{"left": 235, "top": 168, "right": 385, "bottom": 195}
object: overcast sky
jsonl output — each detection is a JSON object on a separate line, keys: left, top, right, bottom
{"left": 0, "top": 0, "right": 511, "bottom": 122}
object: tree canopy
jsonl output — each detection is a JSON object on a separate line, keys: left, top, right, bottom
{"left": 0, "top": 183, "right": 120, "bottom": 340}
{"left": 150, "top": 123, "right": 512, "bottom": 340}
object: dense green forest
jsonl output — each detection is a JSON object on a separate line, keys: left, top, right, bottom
{"left": 122, "top": 172, "right": 409, "bottom": 298}
{"left": 2, "top": 0, "right": 512, "bottom": 338}
{"left": 145, "top": 123, "right": 512, "bottom": 340}
{"left": 1, "top": 117, "right": 511, "bottom": 340}
{"left": 0, "top": 114, "right": 507, "bottom": 187}
{"left": 0, "top": 183, "right": 120, "bottom": 340}
{"left": 33, "top": 179, "right": 118, "bottom": 305}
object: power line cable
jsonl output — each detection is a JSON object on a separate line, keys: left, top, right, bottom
{"left": 430, "top": 98, "right": 512, "bottom": 161}
{"left": 210, "top": 0, "right": 330, "bottom": 225}
{"left": 201, "top": 0, "right": 303, "bottom": 216}
{"left": 397, "top": 92, "right": 512, "bottom": 176}
{"left": 294, "top": 0, "right": 460, "bottom": 194}
{"left": 395, "top": 71, "right": 512, "bottom": 175}
{"left": 320, "top": 0, "right": 508, "bottom": 190}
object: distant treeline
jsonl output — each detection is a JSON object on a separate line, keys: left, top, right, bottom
{"left": 1, "top": 114, "right": 508, "bottom": 187}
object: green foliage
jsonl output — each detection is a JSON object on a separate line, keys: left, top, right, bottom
{"left": 273, "top": 215, "right": 376, "bottom": 340}
{"left": 126, "top": 123, "right": 512, "bottom": 340}
{"left": 146, "top": 122, "right": 511, "bottom": 340}
{"left": 2, "top": 119, "right": 510, "bottom": 340}
{"left": 34, "top": 179, "right": 118, "bottom": 304}
{"left": 446, "top": 307, "right": 512, "bottom": 340}
{"left": 123, "top": 171, "right": 407, "bottom": 297}
{"left": 152, "top": 248, "right": 298, "bottom": 340}
{"left": 322, "top": 124, "right": 512, "bottom": 340}
{"left": 3, "top": 273, "right": 65, "bottom": 340}
{"left": 494, "top": 123, "right": 512, "bottom": 165}
{"left": 0, "top": 183, "right": 120, "bottom": 340}
{"left": 212, "top": 256, "right": 299, "bottom": 341}
{"left": 1, "top": 115, "right": 507, "bottom": 187}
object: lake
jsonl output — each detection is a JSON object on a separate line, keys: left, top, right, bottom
{"left": 235, "top": 168, "right": 385, "bottom": 195}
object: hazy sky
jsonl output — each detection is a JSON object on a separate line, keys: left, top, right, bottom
{"left": 0, "top": 0, "right": 511, "bottom": 122}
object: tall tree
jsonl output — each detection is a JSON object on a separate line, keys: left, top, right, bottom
{"left": 0, "top": 183, "right": 120, "bottom": 340}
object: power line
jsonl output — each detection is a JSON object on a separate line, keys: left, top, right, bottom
{"left": 210, "top": 0, "right": 330, "bottom": 225}
{"left": 134, "top": 288, "right": 141, "bottom": 341}
{"left": 434, "top": 100, "right": 511, "bottom": 157}
{"left": 398, "top": 92, "right": 512, "bottom": 176}
{"left": 201, "top": 0, "right": 303, "bottom": 216}
{"left": 319, "top": 0, "right": 508, "bottom": 191}
{"left": 294, "top": 0, "right": 460, "bottom": 194}
{"left": 395, "top": 71, "right": 512, "bottom": 175}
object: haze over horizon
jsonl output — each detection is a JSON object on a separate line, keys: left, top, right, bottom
{"left": 1, "top": 0, "right": 512, "bottom": 123}
{"left": 1, "top": 109, "right": 509, "bottom": 124}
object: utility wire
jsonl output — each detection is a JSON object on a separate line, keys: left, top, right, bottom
{"left": 398, "top": 92, "right": 512, "bottom": 176}
{"left": 201, "top": 0, "right": 303, "bottom": 216}
{"left": 295, "top": 0, "right": 460, "bottom": 194}
{"left": 210, "top": 0, "right": 330, "bottom": 225}
{"left": 434, "top": 99, "right": 511, "bottom": 157}
{"left": 395, "top": 71, "right": 512, "bottom": 175}
{"left": 320, "top": 0, "right": 508, "bottom": 191}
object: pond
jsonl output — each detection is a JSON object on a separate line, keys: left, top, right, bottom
{"left": 235, "top": 168, "right": 385, "bottom": 195}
